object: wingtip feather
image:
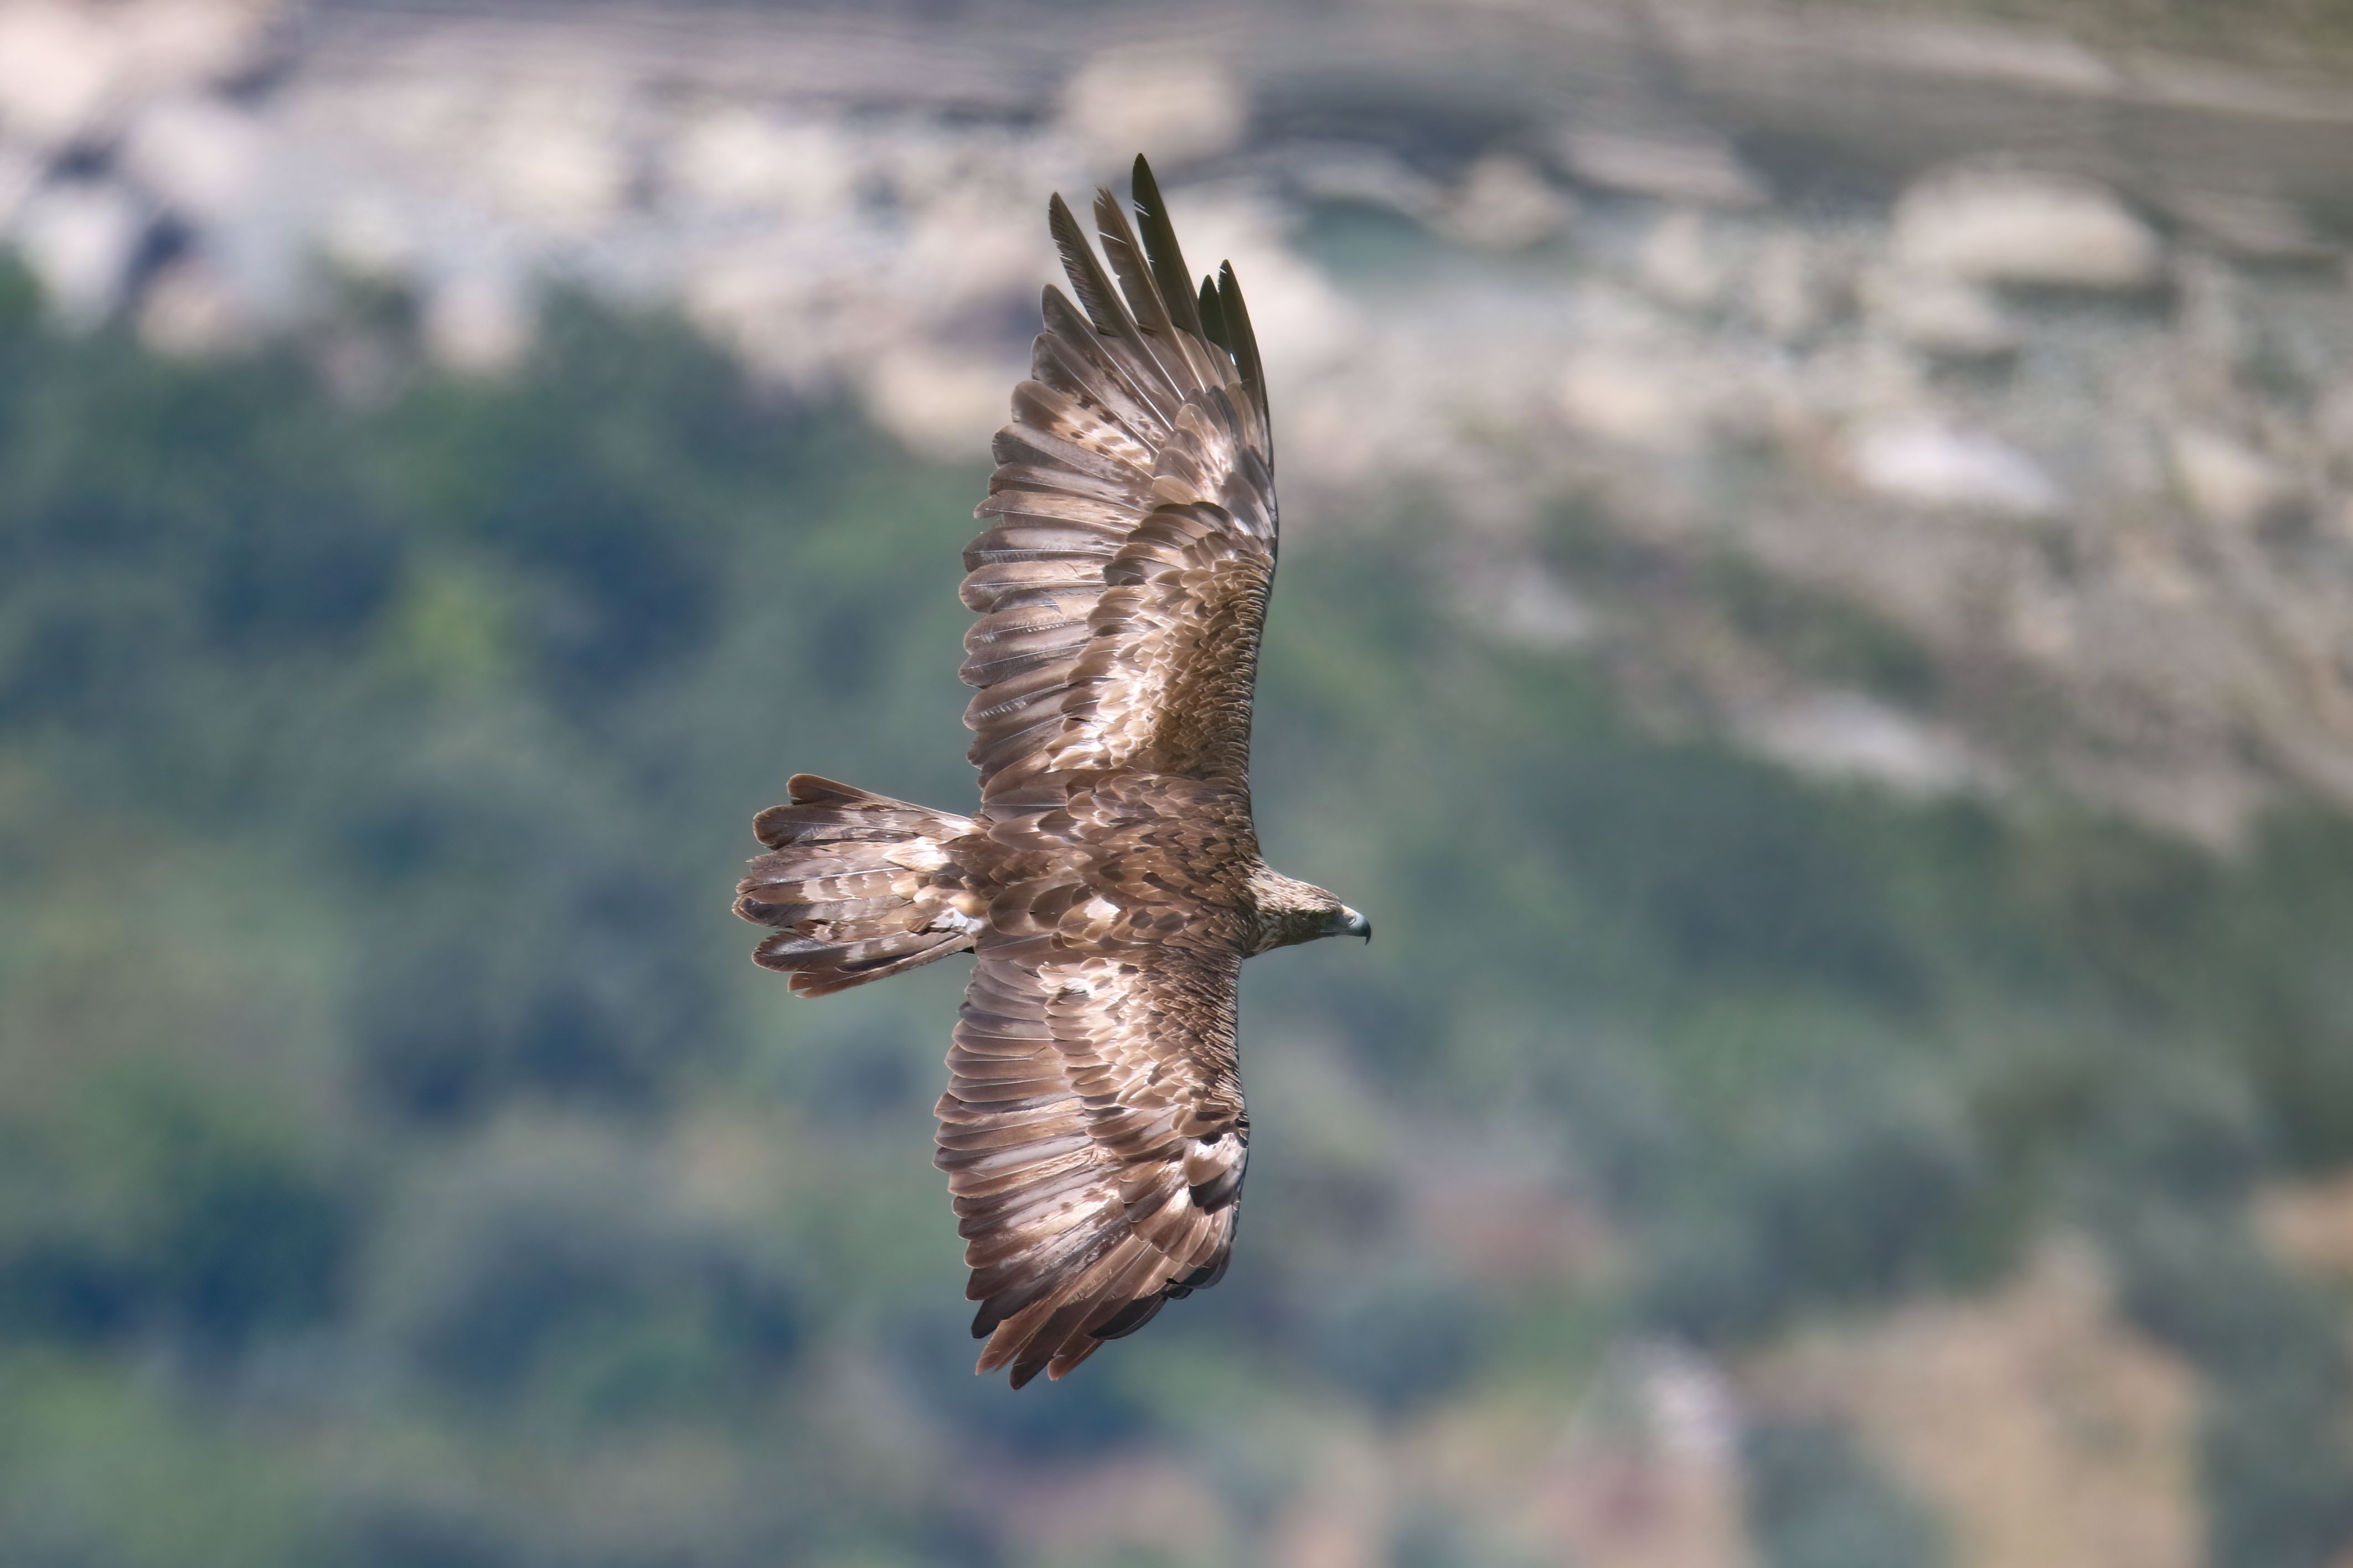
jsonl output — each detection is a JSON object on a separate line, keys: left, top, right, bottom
{"left": 1130, "top": 154, "right": 1204, "bottom": 339}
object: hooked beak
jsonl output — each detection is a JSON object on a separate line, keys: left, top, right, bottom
{"left": 1339, "top": 906, "right": 1371, "bottom": 944}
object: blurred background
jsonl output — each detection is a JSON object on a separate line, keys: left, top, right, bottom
{"left": 4, "top": 0, "right": 2353, "bottom": 1564}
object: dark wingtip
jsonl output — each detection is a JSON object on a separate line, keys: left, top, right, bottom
{"left": 1198, "top": 275, "right": 1229, "bottom": 354}
{"left": 1130, "top": 152, "right": 1204, "bottom": 338}
{"left": 1216, "top": 260, "right": 1271, "bottom": 465}
{"left": 785, "top": 773, "right": 870, "bottom": 806}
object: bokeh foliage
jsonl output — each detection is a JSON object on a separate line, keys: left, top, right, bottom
{"left": 3, "top": 270, "right": 2352, "bottom": 1564}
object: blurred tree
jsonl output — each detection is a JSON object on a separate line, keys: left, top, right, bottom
{"left": 0, "top": 270, "right": 2349, "bottom": 1565}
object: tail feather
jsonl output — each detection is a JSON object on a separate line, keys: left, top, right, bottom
{"left": 736, "top": 774, "right": 984, "bottom": 995}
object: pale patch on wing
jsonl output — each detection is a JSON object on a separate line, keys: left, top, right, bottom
{"left": 933, "top": 907, "right": 987, "bottom": 938}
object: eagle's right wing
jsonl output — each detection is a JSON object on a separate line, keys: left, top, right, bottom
{"left": 959, "top": 157, "right": 1279, "bottom": 805}
{"left": 936, "top": 933, "right": 1247, "bottom": 1389}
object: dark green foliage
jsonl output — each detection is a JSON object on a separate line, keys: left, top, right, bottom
{"left": 386, "top": 1158, "right": 801, "bottom": 1419}
{"left": 1746, "top": 1419, "right": 1948, "bottom": 1568}
{"left": 0, "top": 1072, "right": 352, "bottom": 1361}
{"left": 1, "top": 284, "right": 2350, "bottom": 1562}
{"left": 1302, "top": 1269, "right": 1492, "bottom": 1413}
{"left": 2202, "top": 1373, "right": 2353, "bottom": 1568}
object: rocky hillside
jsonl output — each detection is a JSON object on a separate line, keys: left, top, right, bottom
{"left": 6, "top": 0, "right": 2351, "bottom": 841}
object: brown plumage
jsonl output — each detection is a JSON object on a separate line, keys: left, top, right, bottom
{"left": 735, "top": 156, "right": 1368, "bottom": 1388}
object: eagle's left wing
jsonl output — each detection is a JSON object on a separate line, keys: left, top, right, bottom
{"left": 935, "top": 930, "right": 1247, "bottom": 1388}
{"left": 961, "top": 157, "right": 1278, "bottom": 804}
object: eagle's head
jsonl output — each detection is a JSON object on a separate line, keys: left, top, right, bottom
{"left": 1246, "top": 867, "right": 1371, "bottom": 955}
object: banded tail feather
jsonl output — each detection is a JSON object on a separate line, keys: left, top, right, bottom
{"left": 734, "top": 775, "right": 986, "bottom": 996}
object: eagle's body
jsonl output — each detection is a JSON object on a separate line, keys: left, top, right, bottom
{"left": 735, "top": 158, "right": 1365, "bottom": 1388}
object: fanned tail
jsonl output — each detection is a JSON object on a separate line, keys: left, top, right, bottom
{"left": 735, "top": 775, "right": 985, "bottom": 996}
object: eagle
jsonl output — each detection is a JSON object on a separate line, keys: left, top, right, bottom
{"left": 734, "top": 156, "right": 1368, "bottom": 1388}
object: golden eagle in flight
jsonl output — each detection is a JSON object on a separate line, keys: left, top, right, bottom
{"left": 735, "top": 156, "right": 1367, "bottom": 1388}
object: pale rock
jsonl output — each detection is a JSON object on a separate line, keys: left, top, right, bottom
{"left": 341, "top": 72, "right": 477, "bottom": 163}
{"left": 424, "top": 272, "right": 533, "bottom": 376}
{"left": 1894, "top": 166, "right": 2164, "bottom": 291}
{"left": 1800, "top": 337, "right": 1931, "bottom": 426}
{"left": 1845, "top": 415, "right": 2061, "bottom": 517}
{"left": 1748, "top": 230, "right": 1843, "bottom": 344}
{"left": 897, "top": 187, "right": 1043, "bottom": 316}
{"left": 2311, "top": 384, "right": 2353, "bottom": 465}
{"left": 2172, "top": 256, "right": 2250, "bottom": 375}
{"left": 319, "top": 192, "right": 421, "bottom": 283}
{"left": 1554, "top": 124, "right": 1767, "bottom": 208}
{"left": 2005, "top": 571, "right": 2077, "bottom": 660}
{"left": 1750, "top": 1240, "right": 2200, "bottom": 1568}
{"left": 0, "top": 0, "right": 269, "bottom": 150}
{"left": 667, "top": 110, "right": 858, "bottom": 218}
{"left": 121, "top": 95, "right": 265, "bottom": 218}
{"left": 1745, "top": 691, "right": 1984, "bottom": 796}
{"left": 1557, "top": 346, "right": 1711, "bottom": 451}
{"left": 863, "top": 344, "right": 1015, "bottom": 460}
{"left": 2161, "top": 188, "right": 2335, "bottom": 263}
{"left": 2108, "top": 523, "right": 2205, "bottom": 606}
{"left": 2168, "top": 424, "right": 2298, "bottom": 530}
{"left": 481, "top": 88, "right": 632, "bottom": 233}
{"left": 677, "top": 242, "right": 811, "bottom": 382}
{"left": 1636, "top": 208, "right": 1730, "bottom": 313}
{"left": 137, "top": 255, "right": 242, "bottom": 355}
{"left": 1572, "top": 276, "right": 1680, "bottom": 346}
{"left": 1440, "top": 153, "right": 1574, "bottom": 251}
{"left": 868, "top": 128, "right": 1048, "bottom": 218}
{"left": 110, "top": 0, "right": 277, "bottom": 99}
{"left": 1552, "top": 1342, "right": 1752, "bottom": 1568}
{"left": 1283, "top": 367, "right": 1424, "bottom": 490}
{"left": 1865, "top": 268, "right": 2019, "bottom": 361}
{"left": 1465, "top": 563, "right": 1593, "bottom": 649}
{"left": 1633, "top": 1342, "right": 1742, "bottom": 1464}
{"left": 1060, "top": 51, "right": 1245, "bottom": 169}
{"left": 1285, "top": 142, "right": 1446, "bottom": 224}
{"left": 0, "top": 141, "right": 39, "bottom": 229}
{"left": 0, "top": 0, "right": 120, "bottom": 145}
{"left": 1557, "top": 336, "right": 1773, "bottom": 455}
{"left": 15, "top": 181, "right": 147, "bottom": 324}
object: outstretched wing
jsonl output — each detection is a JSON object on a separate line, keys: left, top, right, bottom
{"left": 960, "top": 156, "right": 1278, "bottom": 804}
{"left": 936, "top": 932, "right": 1247, "bottom": 1388}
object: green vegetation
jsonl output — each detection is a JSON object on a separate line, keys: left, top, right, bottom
{"left": 3, "top": 271, "right": 2351, "bottom": 1564}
